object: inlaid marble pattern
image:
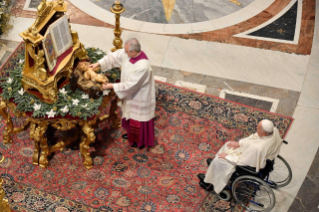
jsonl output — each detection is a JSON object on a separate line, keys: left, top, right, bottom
{"left": 89, "top": 0, "right": 256, "bottom": 24}
{"left": 12, "top": 0, "right": 315, "bottom": 55}
{"left": 225, "top": 93, "right": 274, "bottom": 112}
{"left": 29, "top": 0, "right": 41, "bottom": 8}
{"left": 151, "top": 66, "right": 300, "bottom": 117}
{"left": 248, "top": 0, "right": 298, "bottom": 41}
{"left": 174, "top": 0, "right": 315, "bottom": 54}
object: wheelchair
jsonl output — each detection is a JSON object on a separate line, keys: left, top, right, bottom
{"left": 204, "top": 140, "right": 292, "bottom": 212}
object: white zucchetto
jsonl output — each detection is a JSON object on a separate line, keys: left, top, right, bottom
{"left": 261, "top": 119, "right": 274, "bottom": 133}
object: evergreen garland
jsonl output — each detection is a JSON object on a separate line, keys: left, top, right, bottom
{"left": 0, "top": 48, "right": 119, "bottom": 120}
{"left": 86, "top": 47, "right": 121, "bottom": 83}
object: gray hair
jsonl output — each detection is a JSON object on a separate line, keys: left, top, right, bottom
{"left": 125, "top": 38, "right": 141, "bottom": 52}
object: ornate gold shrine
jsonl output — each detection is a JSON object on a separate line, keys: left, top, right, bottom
{"left": 19, "top": 0, "right": 88, "bottom": 104}
{"left": 0, "top": 92, "right": 121, "bottom": 170}
{"left": 0, "top": 0, "right": 126, "bottom": 171}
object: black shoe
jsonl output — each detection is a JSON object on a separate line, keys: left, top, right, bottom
{"left": 199, "top": 181, "right": 214, "bottom": 191}
{"left": 197, "top": 173, "right": 205, "bottom": 181}
{"left": 138, "top": 145, "right": 145, "bottom": 150}
{"left": 122, "top": 133, "right": 128, "bottom": 139}
{"left": 206, "top": 158, "right": 213, "bottom": 166}
{"left": 130, "top": 143, "right": 137, "bottom": 148}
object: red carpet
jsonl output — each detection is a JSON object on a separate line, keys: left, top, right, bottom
{"left": 0, "top": 43, "right": 293, "bottom": 212}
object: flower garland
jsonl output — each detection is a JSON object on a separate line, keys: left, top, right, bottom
{"left": 0, "top": 48, "right": 118, "bottom": 120}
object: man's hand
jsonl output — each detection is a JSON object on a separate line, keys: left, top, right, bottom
{"left": 102, "top": 83, "right": 113, "bottom": 90}
{"left": 227, "top": 141, "right": 240, "bottom": 150}
{"left": 88, "top": 63, "right": 100, "bottom": 69}
{"left": 218, "top": 153, "right": 228, "bottom": 159}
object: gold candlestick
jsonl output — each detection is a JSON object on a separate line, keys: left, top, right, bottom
{"left": 110, "top": 0, "right": 125, "bottom": 52}
{"left": 0, "top": 154, "right": 11, "bottom": 212}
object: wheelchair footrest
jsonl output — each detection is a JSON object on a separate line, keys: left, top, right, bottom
{"left": 199, "top": 181, "right": 214, "bottom": 191}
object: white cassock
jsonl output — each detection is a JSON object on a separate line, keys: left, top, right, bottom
{"left": 204, "top": 127, "right": 282, "bottom": 194}
{"left": 98, "top": 49, "right": 155, "bottom": 122}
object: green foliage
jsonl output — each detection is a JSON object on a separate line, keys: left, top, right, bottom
{"left": 85, "top": 47, "right": 121, "bottom": 83}
{"left": 0, "top": 47, "right": 120, "bottom": 120}
{"left": 86, "top": 47, "right": 106, "bottom": 63}
{"left": 0, "top": 61, "right": 103, "bottom": 120}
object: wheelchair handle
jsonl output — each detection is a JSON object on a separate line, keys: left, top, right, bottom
{"left": 283, "top": 140, "right": 288, "bottom": 144}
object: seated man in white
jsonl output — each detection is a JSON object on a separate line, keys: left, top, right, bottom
{"left": 198, "top": 119, "right": 282, "bottom": 194}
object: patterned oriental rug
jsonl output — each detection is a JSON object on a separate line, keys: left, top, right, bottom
{"left": 0, "top": 44, "right": 293, "bottom": 212}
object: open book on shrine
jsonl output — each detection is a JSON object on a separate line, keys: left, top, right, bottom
{"left": 42, "top": 15, "right": 73, "bottom": 72}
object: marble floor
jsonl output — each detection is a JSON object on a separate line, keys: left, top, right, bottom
{"left": 1, "top": 0, "right": 319, "bottom": 211}
{"left": 89, "top": 0, "right": 256, "bottom": 24}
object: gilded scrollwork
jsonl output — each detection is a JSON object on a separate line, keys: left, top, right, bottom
{"left": 36, "top": 121, "right": 49, "bottom": 168}
{"left": 0, "top": 90, "right": 119, "bottom": 170}
{"left": 20, "top": 0, "right": 86, "bottom": 104}
{"left": 0, "top": 101, "right": 13, "bottom": 144}
{"left": 80, "top": 121, "right": 95, "bottom": 170}
{"left": 29, "top": 122, "right": 40, "bottom": 165}
{"left": 74, "top": 43, "right": 89, "bottom": 61}
{"left": 34, "top": 49, "right": 48, "bottom": 82}
{"left": 50, "top": 119, "right": 78, "bottom": 131}
{"left": 6, "top": 101, "right": 26, "bottom": 118}
{"left": 33, "top": 0, "right": 54, "bottom": 28}
{"left": 0, "top": 178, "right": 11, "bottom": 212}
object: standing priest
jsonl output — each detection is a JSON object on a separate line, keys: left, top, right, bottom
{"left": 89, "top": 38, "right": 155, "bottom": 149}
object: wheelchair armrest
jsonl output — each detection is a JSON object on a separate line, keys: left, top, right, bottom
{"left": 236, "top": 166, "right": 259, "bottom": 176}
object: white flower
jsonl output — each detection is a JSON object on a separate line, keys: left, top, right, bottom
{"left": 81, "top": 104, "right": 90, "bottom": 110}
{"left": 81, "top": 94, "right": 89, "bottom": 99}
{"left": 18, "top": 88, "right": 25, "bottom": 95}
{"left": 60, "top": 106, "right": 69, "bottom": 113}
{"left": 33, "top": 103, "right": 41, "bottom": 111}
{"left": 72, "top": 99, "right": 79, "bottom": 106}
{"left": 59, "top": 88, "right": 68, "bottom": 95}
{"left": 46, "top": 109, "right": 56, "bottom": 118}
{"left": 103, "top": 90, "right": 110, "bottom": 96}
{"left": 7, "top": 78, "right": 13, "bottom": 84}
{"left": 2, "top": 1, "right": 6, "bottom": 6}
{"left": 19, "top": 59, "right": 24, "bottom": 64}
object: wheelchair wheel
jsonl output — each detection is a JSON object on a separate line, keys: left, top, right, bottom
{"left": 232, "top": 175, "right": 275, "bottom": 212}
{"left": 218, "top": 190, "right": 232, "bottom": 201}
{"left": 268, "top": 155, "right": 292, "bottom": 188}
